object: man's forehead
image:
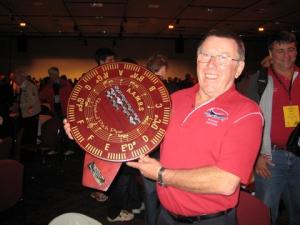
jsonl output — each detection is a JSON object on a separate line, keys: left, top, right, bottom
{"left": 272, "top": 41, "right": 297, "bottom": 49}
{"left": 200, "top": 36, "right": 239, "bottom": 54}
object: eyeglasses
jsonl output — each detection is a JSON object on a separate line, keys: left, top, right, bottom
{"left": 273, "top": 48, "right": 297, "bottom": 55}
{"left": 197, "top": 52, "right": 240, "bottom": 66}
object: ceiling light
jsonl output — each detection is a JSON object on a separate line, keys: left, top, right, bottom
{"left": 258, "top": 27, "right": 264, "bottom": 32}
{"left": 96, "top": 16, "right": 104, "bottom": 19}
{"left": 207, "top": 8, "right": 213, "bottom": 12}
{"left": 148, "top": 4, "right": 160, "bottom": 9}
{"left": 19, "top": 22, "right": 26, "bottom": 27}
{"left": 90, "top": 2, "right": 103, "bottom": 7}
{"left": 168, "top": 24, "right": 174, "bottom": 29}
{"left": 102, "top": 30, "right": 107, "bottom": 34}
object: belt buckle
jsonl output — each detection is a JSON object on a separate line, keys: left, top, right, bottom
{"left": 175, "top": 216, "right": 195, "bottom": 223}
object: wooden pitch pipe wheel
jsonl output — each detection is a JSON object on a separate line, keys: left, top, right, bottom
{"left": 67, "top": 62, "right": 171, "bottom": 191}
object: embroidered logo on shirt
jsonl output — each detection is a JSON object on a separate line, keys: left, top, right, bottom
{"left": 205, "top": 107, "right": 228, "bottom": 121}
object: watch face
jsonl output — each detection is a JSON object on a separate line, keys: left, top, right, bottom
{"left": 67, "top": 62, "right": 171, "bottom": 162}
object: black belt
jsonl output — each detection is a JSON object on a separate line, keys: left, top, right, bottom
{"left": 272, "top": 144, "right": 300, "bottom": 156}
{"left": 272, "top": 144, "right": 287, "bottom": 151}
{"left": 169, "top": 208, "right": 233, "bottom": 223}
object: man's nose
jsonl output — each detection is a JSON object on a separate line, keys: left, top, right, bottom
{"left": 207, "top": 55, "right": 219, "bottom": 66}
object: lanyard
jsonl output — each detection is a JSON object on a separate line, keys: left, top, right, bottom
{"left": 271, "top": 68, "right": 295, "bottom": 101}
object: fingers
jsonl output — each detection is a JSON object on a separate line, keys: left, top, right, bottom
{"left": 256, "top": 168, "right": 270, "bottom": 178}
{"left": 266, "top": 160, "right": 275, "bottom": 167}
{"left": 126, "top": 161, "right": 140, "bottom": 169}
{"left": 63, "top": 118, "right": 68, "bottom": 125}
{"left": 126, "top": 155, "right": 150, "bottom": 168}
{"left": 255, "top": 162, "right": 272, "bottom": 178}
{"left": 63, "top": 118, "right": 74, "bottom": 140}
{"left": 138, "top": 155, "right": 150, "bottom": 162}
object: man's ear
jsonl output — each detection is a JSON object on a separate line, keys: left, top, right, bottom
{"left": 235, "top": 61, "right": 245, "bottom": 79}
{"left": 269, "top": 49, "right": 272, "bottom": 58}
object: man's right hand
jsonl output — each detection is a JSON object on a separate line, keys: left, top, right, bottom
{"left": 255, "top": 155, "right": 274, "bottom": 178}
{"left": 63, "top": 119, "right": 74, "bottom": 140}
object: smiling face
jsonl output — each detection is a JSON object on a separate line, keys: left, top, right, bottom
{"left": 269, "top": 42, "right": 297, "bottom": 73}
{"left": 196, "top": 36, "right": 245, "bottom": 100}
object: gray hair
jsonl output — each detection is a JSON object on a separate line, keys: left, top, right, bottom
{"left": 197, "top": 29, "right": 245, "bottom": 61}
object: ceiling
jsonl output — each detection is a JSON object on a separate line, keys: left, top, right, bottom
{"left": 0, "top": 0, "right": 300, "bottom": 39}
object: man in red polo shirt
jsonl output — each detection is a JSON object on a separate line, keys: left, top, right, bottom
{"left": 127, "top": 29, "right": 263, "bottom": 225}
{"left": 255, "top": 31, "right": 300, "bottom": 225}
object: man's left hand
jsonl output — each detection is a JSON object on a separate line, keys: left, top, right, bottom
{"left": 127, "top": 155, "right": 161, "bottom": 181}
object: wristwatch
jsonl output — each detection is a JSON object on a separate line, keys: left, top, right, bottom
{"left": 158, "top": 167, "right": 166, "bottom": 186}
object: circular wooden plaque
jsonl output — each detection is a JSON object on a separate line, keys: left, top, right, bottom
{"left": 67, "top": 62, "right": 171, "bottom": 162}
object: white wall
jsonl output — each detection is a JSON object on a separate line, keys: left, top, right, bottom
{"left": 0, "top": 36, "right": 267, "bottom": 80}
{"left": 0, "top": 37, "right": 199, "bottom": 80}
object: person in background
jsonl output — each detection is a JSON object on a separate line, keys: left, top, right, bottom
{"left": 127, "top": 29, "right": 263, "bottom": 225}
{"left": 94, "top": 47, "right": 115, "bottom": 65}
{"left": 40, "top": 67, "right": 72, "bottom": 120}
{"left": 142, "top": 53, "right": 178, "bottom": 225}
{"left": 39, "top": 66, "right": 73, "bottom": 155}
{"left": 0, "top": 74, "right": 14, "bottom": 139}
{"left": 254, "top": 31, "right": 300, "bottom": 225}
{"left": 146, "top": 53, "right": 179, "bottom": 94}
{"left": 87, "top": 48, "right": 116, "bottom": 203}
{"left": 180, "top": 73, "right": 196, "bottom": 89}
{"left": 13, "top": 72, "right": 41, "bottom": 145}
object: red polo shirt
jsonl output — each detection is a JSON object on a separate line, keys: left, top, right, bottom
{"left": 157, "top": 84, "right": 263, "bottom": 216}
{"left": 270, "top": 67, "right": 300, "bottom": 148}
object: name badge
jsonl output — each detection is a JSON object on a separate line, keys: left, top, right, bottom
{"left": 283, "top": 105, "right": 299, "bottom": 127}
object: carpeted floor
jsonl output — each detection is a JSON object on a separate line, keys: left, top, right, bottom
{"left": 0, "top": 146, "right": 288, "bottom": 225}
{"left": 1, "top": 148, "right": 145, "bottom": 225}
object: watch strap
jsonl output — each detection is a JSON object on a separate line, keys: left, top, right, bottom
{"left": 158, "top": 167, "right": 166, "bottom": 186}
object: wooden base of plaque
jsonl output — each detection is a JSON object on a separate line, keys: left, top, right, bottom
{"left": 82, "top": 153, "right": 121, "bottom": 191}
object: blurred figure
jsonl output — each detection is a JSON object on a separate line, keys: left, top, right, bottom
{"left": 143, "top": 53, "right": 179, "bottom": 225}
{"left": 39, "top": 67, "right": 73, "bottom": 155}
{"left": 146, "top": 53, "right": 179, "bottom": 94}
{"left": 254, "top": 31, "right": 300, "bottom": 225}
{"left": 95, "top": 48, "right": 116, "bottom": 65}
{"left": 40, "top": 67, "right": 72, "bottom": 120}
{"left": 0, "top": 74, "right": 14, "bottom": 138}
{"left": 13, "top": 72, "right": 41, "bottom": 145}
{"left": 180, "top": 73, "right": 195, "bottom": 89}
